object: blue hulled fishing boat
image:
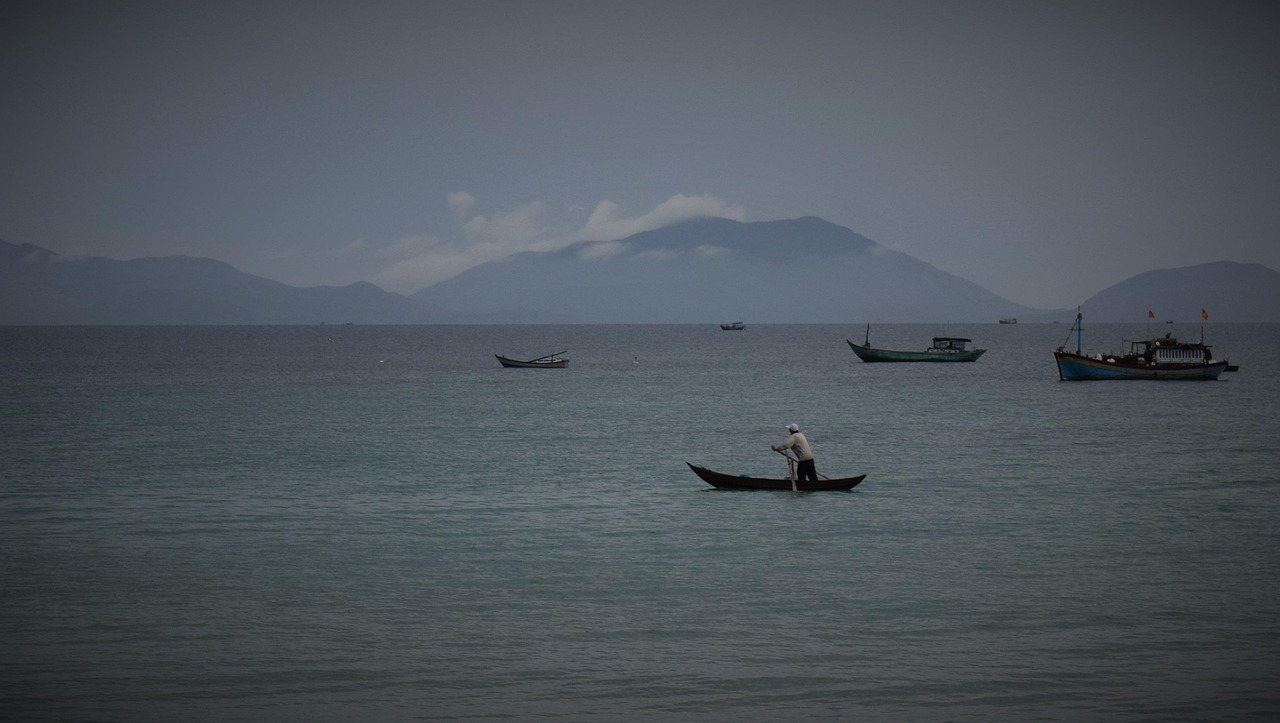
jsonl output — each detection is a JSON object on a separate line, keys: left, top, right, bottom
{"left": 1053, "top": 309, "right": 1231, "bottom": 381}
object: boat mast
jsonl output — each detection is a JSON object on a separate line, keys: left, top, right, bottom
{"left": 1076, "top": 306, "right": 1082, "bottom": 354}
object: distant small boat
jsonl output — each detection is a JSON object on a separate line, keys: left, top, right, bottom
{"left": 999, "top": 317, "right": 1017, "bottom": 324}
{"left": 686, "top": 463, "right": 865, "bottom": 491}
{"left": 847, "top": 325, "right": 985, "bottom": 363}
{"left": 1053, "top": 310, "right": 1232, "bottom": 380}
{"left": 496, "top": 352, "right": 568, "bottom": 369}
{"left": 720, "top": 321, "right": 746, "bottom": 331}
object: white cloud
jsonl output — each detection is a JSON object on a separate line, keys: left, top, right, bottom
{"left": 361, "top": 200, "right": 569, "bottom": 293}
{"left": 695, "top": 245, "right": 729, "bottom": 257}
{"left": 635, "top": 248, "right": 683, "bottom": 261}
{"left": 578, "top": 241, "right": 628, "bottom": 260}
{"left": 460, "top": 201, "right": 558, "bottom": 254}
{"left": 579, "top": 194, "right": 746, "bottom": 242}
{"left": 370, "top": 245, "right": 480, "bottom": 293}
{"left": 447, "top": 191, "right": 476, "bottom": 220}
{"left": 379, "top": 234, "right": 437, "bottom": 261}
{"left": 334, "top": 192, "right": 747, "bottom": 293}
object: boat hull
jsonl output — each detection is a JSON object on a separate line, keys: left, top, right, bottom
{"left": 496, "top": 354, "right": 568, "bottom": 368}
{"left": 687, "top": 463, "right": 865, "bottom": 491}
{"left": 1053, "top": 351, "right": 1226, "bottom": 380}
{"left": 847, "top": 340, "right": 985, "bottom": 363}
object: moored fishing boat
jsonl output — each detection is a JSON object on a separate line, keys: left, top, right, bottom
{"left": 846, "top": 325, "right": 985, "bottom": 362}
{"left": 686, "top": 463, "right": 865, "bottom": 491}
{"left": 495, "top": 351, "right": 568, "bottom": 368}
{"left": 1053, "top": 309, "right": 1231, "bottom": 380}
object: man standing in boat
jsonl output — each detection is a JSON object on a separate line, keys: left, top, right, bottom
{"left": 772, "top": 423, "right": 819, "bottom": 482}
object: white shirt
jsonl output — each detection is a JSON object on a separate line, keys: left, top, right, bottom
{"left": 774, "top": 431, "right": 814, "bottom": 461}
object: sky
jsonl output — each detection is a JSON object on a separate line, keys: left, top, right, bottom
{"left": 3, "top": 0, "right": 1279, "bottom": 309}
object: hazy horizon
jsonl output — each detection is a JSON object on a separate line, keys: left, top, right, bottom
{"left": 4, "top": 1, "right": 1278, "bottom": 309}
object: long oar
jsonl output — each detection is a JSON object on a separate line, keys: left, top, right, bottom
{"left": 775, "top": 449, "right": 799, "bottom": 492}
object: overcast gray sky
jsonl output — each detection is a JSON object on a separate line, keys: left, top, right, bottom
{"left": 3, "top": 0, "right": 1278, "bottom": 308}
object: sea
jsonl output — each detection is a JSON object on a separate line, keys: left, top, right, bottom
{"left": 2, "top": 322, "right": 1278, "bottom": 722}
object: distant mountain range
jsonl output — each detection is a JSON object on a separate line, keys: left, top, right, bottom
{"left": 0, "top": 240, "right": 435, "bottom": 325}
{"left": 3, "top": 218, "right": 1278, "bottom": 324}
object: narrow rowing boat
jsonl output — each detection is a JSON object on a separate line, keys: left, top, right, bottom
{"left": 686, "top": 463, "right": 865, "bottom": 491}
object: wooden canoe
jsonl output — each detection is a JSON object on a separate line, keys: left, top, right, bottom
{"left": 687, "top": 463, "right": 865, "bottom": 491}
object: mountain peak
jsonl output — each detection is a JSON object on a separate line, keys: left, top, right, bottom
{"left": 1082, "top": 260, "right": 1280, "bottom": 322}
{"left": 413, "top": 216, "right": 1009, "bottom": 322}
{"left": 1, "top": 239, "right": 60, "bottom": 265}
{"left": 584, "top": 215, "right": 879, "bottom": 262}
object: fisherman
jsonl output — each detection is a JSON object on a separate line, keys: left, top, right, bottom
{"left": 772, "top": 423, "right": 818, "bottom": 482}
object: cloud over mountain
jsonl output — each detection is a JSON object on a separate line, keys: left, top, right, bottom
{"left": 411, "top": 216, "right": 1037, "bottom": 323}
{"left": 579, "top": 195, "right": 747, "bottom": 242}
{"left": 6, "top": 218, "right": 1275, "bottom": 325}
{"left": 363, "top": 193, "right": 745, "bottom": 294}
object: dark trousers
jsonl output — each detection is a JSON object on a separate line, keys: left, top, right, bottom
{"left": 797, "top": 458, "right": 818, "bottom": 482}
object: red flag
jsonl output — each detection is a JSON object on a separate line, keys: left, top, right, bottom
{"left": 1148, "top": 310, "right": 1155, "bottom": 319}
{"left": 1202, "top": 308, "right": 1209, "bottom": 321}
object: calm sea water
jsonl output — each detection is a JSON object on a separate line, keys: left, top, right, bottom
{"left": 2, "top": 323, "right": 1279, "bottom": 722}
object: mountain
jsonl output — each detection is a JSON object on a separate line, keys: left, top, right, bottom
{"left": 411, "top": 216, "right": 1037, "bottom": 323}
{"left": 0, "top": 240, "right": 440, "bottom": 325}
{"left": 6, "top": 221, "right": 1277, "bottom": 324}
{"left": 1075, "top": 261, "right": 1280, "bottom": 322}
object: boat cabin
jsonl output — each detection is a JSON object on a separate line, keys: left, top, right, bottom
{"left": 1123, "top": 334, "right": 1212, "bottom": 366}
{"left": 928, "top": 337, "right": 973, "bottom": 352}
